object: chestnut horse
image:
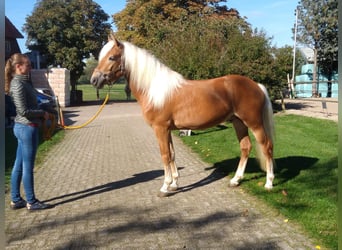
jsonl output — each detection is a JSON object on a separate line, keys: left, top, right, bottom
{"left": 91, "top": 36, "right": 275, "bottom": 196}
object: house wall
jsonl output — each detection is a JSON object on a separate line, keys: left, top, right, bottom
{"left": 31, "top": 68, "right": 70, "bottom": 107}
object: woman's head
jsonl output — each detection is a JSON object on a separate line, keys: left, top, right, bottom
{"left": 5, "top": 53, "right": 31, "bottom": 94}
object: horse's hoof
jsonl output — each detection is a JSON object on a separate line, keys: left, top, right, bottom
{"left": 168, "top": 186, "right": 178, "bottom": 192}
{"left": 158, "top": 191, "right": 171, "bottom": 198}
{"left": 229, "top": 180, "right": 240, "bottom": 187}
{"left": 264, "top": 184, "right": 273, "bottom": 190}
{"left": 157, "top": 189, "right": 178, "bottom": 197}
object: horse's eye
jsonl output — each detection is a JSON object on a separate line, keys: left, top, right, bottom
{"left": 109, "top": 55, "right": 119, "bottom": 61}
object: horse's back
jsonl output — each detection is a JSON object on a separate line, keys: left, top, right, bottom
{"left": 185, "top": 74, "right": 265, "bottom": 108}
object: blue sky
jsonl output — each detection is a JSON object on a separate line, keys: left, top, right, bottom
{"left": 5, "top": 0, "right": 298, "bottom": 53}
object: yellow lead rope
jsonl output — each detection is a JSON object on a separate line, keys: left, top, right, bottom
{"left": 61, "top": 92, "right": 110, "bottom": 130}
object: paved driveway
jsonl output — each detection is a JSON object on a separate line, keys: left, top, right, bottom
{"left": 6, "top": 101, "right": 318, "bottom": 249}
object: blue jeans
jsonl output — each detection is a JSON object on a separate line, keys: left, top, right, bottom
{"left": 11, "top": 123, "right": 39, "bottom": 204}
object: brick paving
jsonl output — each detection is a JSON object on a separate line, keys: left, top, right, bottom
{"left": 5, "top": 101, "right": 323, "bottom": 249}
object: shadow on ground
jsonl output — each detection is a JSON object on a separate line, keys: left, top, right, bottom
{"left": 203, "top": 156, "right": 319, "bottom": 187}
{"left": 43, "top": 169, "right": 164, "bottom": 206}
{"left": 7, "top": 202, "right": 277, "bottom": 249}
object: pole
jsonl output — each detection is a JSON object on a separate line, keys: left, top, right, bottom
{"left": 291, "top": 7, "right": 298, "bottom": 98}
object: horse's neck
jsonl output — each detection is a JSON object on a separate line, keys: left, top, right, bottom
{"left": 125, "top": 75, "right": 145, "bottom": 105}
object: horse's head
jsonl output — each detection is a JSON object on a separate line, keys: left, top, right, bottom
{"left": 91, "top": 35, "right": 125, "bottom": 89}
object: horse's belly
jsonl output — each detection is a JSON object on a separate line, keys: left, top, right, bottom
{"left": 173, "top": 104, "right": 233, "bottom": 130}
{"left": 171, "top": 81, "right": 235, "bottom": 129}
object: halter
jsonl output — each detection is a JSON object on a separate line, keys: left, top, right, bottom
{"left": 112, "top": 53, "right": 125, "bottom": 75}
{"left": 115, "top": 57, "right": 125, "bottom": 75}
{"left": 109, "top": 57, "right": 125, "bottom": 86}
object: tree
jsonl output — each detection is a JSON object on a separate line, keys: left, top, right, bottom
{"left": 78, "top": 55, "right": 98, "bottom": 84}
{"left": 296, "top": 0, "right": 338, "bottom": 97}
{"left": 271, "top": 46, "right": 306, "bottom": 98}
{"left": 113, "top": 0, "right": 240, "bottom": 49}
{"left": 152, "top": 16, "right": 252, "bottom": 79}
{"left": 24, "top": 0, "right": 111, "bottom": 102}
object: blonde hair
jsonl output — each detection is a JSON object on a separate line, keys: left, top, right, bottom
{"left": 5, "top": 53, "right": 30, "bottom": 94}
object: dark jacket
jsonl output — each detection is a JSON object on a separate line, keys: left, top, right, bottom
{"left": 10, "top": 74, "right": 45, "bottom": 126}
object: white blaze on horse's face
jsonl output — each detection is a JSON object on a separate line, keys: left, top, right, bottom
{"left": 91, "top": 40, "right": 124, "bottom": 88}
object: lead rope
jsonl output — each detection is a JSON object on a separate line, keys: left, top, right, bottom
{"left": 59, "top": 87, "right": 111, "bottom": 130}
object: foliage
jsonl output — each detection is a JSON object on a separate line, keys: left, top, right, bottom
{"left": 270, "top": 46, "right": 306, "bottom": 97}
{"left": 113, "top": 0, "right": 240, "bottom": 48}
{"left": 297, "top": 0, "right": 338, "bottom": 78}
{"left": 179, "top": 115, "right": 337, "bottom": 249}
{"left": 78, "top": 55, "right": 98, "bottom": 84}
{"left": 24, "top": 0, "right": 111, "bottom": 88}
{"left": 272, "top": 46, "right": 304, "bottom": 77}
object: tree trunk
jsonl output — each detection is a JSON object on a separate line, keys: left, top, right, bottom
{"left": 70, "top": 72, "right": 83, "bottom": 105}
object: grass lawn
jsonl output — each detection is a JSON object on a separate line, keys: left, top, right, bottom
{"left": 76, "top": 82, "right": 134, "bottom": 102}
{"left": 179, "top": 114, "right": 337, "bottom": 249}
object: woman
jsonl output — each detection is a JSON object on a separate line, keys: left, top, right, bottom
{"left": 5, "top": 53, "right": 54, "bottom": 211}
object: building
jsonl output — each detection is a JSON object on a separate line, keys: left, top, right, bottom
{"left": 5, "top": 16, "right": 24, "bottom": 60}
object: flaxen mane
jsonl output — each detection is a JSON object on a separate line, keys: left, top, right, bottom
{"left": 122, "top": 42, "right": 186, "bottom": 109}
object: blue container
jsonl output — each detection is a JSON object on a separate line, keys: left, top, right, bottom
{"left": 318, "top": 74, "right": 328, "bottom": 81}
{"left": 332, "top": 83, "right": 338, "bottom": 98}
{"left": 295, "top": 74, "right": 312, "bottom": 83}
{"left": 295, "top": 83, "right": 312, "bottom": 97}
{"left": 295, "top": 75, "right": 303, "bottom": 83}
{"left": 301, "top": 64, "right": 316, "bottom": 75}
{"left": 317, "top": 82, "right": 328, "bottom": 97}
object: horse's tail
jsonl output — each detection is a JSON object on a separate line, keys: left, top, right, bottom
{"left": 257, "top": 84, "right": 275, "bottom": 171}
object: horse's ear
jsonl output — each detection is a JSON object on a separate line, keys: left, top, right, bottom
{"left": 108, "top": 31, "right": 115, "bottom": 41}
{"left": 114, "top": 37, "right": 122, "bottom": 48}
{"left": 108, "top": 32, "right": 121, "bottom": 47}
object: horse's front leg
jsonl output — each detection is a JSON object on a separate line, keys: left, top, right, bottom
{"left": 168, "top": 134, "right": 179, "bottom": 191}
{"left": 154, "top": 126, "right": 177, "bottom": 197}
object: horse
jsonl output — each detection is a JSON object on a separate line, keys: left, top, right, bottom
{"left": 124, "top": 83, "right": 131, "bottom": 100}
{"left": 91, "top": 35, "right": 275, "bottom": 197}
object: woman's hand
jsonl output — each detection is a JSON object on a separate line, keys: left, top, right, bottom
{"left": 43, "top": 112, "right": 50, "bottom": 120}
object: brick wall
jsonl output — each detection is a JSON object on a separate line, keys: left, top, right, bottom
{"left": 31, "top": 68, "right": 70, "bottom": 107}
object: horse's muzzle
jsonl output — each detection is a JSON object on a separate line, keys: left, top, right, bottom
{"left": 90, "top": 71, "right": 107, "bottom": 89}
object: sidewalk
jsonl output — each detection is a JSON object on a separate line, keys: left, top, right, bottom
{"left": 277, "top": 98, "right": 338, "bottom": 122}
{"left": 6, "top": 101, "right": 319, "bottom": 249}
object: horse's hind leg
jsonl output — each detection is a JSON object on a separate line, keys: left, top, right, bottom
{"left": 251, "top": 127, "right": 274, "bottom": 189}
{"left": 230, "top": 118, "right": 252, "bottom": 187}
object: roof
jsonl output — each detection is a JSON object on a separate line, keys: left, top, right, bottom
{"left": 5, "top": 16, "right": 24, "bottom": 39}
